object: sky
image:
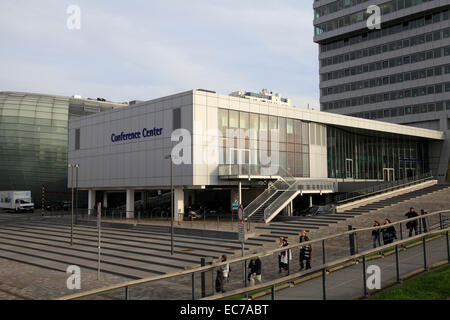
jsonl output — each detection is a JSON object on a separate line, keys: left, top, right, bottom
{"left": 0, "top": 1, "right": 319, "bottom": 109}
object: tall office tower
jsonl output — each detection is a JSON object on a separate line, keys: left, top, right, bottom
{"left": 314, "top": 0, "right": 450, "bottom": 182}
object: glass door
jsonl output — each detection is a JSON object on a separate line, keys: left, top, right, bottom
{"left": 345, "top": 159, "right": 353, "bottom": 179}
{"left": 383, "top": 168, "right": 395, "bottom": 181}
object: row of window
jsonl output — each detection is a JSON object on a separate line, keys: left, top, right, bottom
{"left": 322, "top": 82, "right": 450, "bottom": 110}
{"left": 315, "top": 0, "right": 372, "bottom": 18}
{"left": 327, "top": 126, "right": 428, "bottom": 180}
{"left": 322, "top": 64, "right": 450, "bottom": 96}
{"left": 319, "top": 8, "right": 448, "bottom": 52}
{"left": 321, "top": 27, "right": 450, "bottom": 67}
{"left": 321, "top": 45, "right": 450, "bottom": 82}
{"left": 347, "top": 100, "right": 450, "bottom": 120}
{"left": 315, "top": 0, "right": 435, "bottom": 35}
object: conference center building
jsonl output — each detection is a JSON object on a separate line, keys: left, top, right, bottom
{"left": 67, "top": 89, "right": 445, "bottom": 222}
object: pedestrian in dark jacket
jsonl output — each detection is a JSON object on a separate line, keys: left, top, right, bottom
{"left": 405, "top": 207, "right": 419, "bottom": 237}
{"left": 248, "top": 256, "right": 262, "bottom": 286}
{"left": 372, "top": 221, "right": 381, "bottom": 248}
{"left": 299, "top": 235, "right": 312, "bottom": 270}
{"left": 382, "top": 218, "right": 397, "bottom": 245}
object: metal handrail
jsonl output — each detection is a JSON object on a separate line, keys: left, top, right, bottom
{"left": 263, "top": 180, "right": 337, "bottom": 222}
{"left": 202, "top": 226, "right": 450, "bottom": 300}
{"left": 56, "top": 208, "right": 450, "bottom": 300}
{"left": 336, "top": 172, "right": 434, "bottom": 204}
{"left": 243, "top": 180, "right": 288, "bottom": 220}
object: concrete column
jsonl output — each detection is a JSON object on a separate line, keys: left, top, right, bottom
{"left": 174, "top": 187, "right": 184, "bottom": 222}
{"left": 230, "top": 189, "right": 239, "bottom": 211}
{"left": 88, "top": 190, "right": 95, "bottom": 215}
{"left": 126, "top": 189, "right": 134, "bottom": 219}
{"left": 103, "top": 192, "right": 108, "bottom": 209}
{"left": 238, "top": 181, "right": 242, "bottom": 205}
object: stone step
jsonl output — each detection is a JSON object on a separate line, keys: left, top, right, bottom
{"left": 0, "top": 242, "right": 153, "bottom": 279}
{"left": 0, "top": 232, "right": 195, "bottom": 270}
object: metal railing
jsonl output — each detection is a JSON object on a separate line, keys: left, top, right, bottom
{"left": 336, "top": 171, "right": 434, "bottom": 204}
{"left": 263, "top": 180, "right": 337, "bottom": 222}
{"left": 55, "top": 209, "right": 450, "bottom": 301}
{"left": 243, "top": 179, "right": 289, "bottom": 220}
{"left": 203, "top": 227, "right": 450, "bottom": 300}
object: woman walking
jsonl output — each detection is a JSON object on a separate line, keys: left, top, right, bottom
{"left": 382, "top": 218, "right": 397, "bottom": 245}
{"left": 372, "top": 221, "right": 381, "bottom": 248}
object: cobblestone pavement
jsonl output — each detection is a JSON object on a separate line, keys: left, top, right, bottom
{"left": 0, "top": 187, "right": 448, "bottom": 300}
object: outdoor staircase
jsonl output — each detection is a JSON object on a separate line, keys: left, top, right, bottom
{"left": 340, "top": 184, "right": 450, "bottom": 215}
{"left": 244, "top": 168, "right": 336, "bottom": 224}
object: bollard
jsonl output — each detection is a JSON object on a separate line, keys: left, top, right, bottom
{"left": 322, "top": 267, "right": 327, "bottom": 300}
{"left": 322, "top": 240, "right": 326, "bottom": 264}
{"left": 348, "top": 225, "right": 356, "bottom": 255}
{"left": 439, "top": 213, "right": 443, "bottom": 230}
{"left": 421, "top": 210, "right": 428, "bottom": 233}
{"left": 217, "top": 216, "right": 219, "bottom": 230}
{"left": 125, "top": 286, "right": 130, "bottom": 300}
{"left": 395, "top": 245, "right": 401, "bottom": 283}
{"left": 271, "top": 285, "right": 275, "bottom": 300}
{"left": 447, "top": 231, "right": 449, "bottom": 262}
{"left": 422, "top": 236, "right": 428, "bottom": 271}
{"left": 192, "top": 272, "right": 195, "bottom": 300}
{"left": 362, "top": 255, "right": 368, "bottom": 298}
{"left": 201, "top": 257, "right": 214, "bottom": 297}
{"left": 399, "top": 223, "right": 403, "bottom": 240}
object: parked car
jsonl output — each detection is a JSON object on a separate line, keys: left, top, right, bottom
{"left": 297, "top": 205, "right": 334, "bottom": 216}
{"left": 46, "top": 201, "right": 72, "bottom": 211}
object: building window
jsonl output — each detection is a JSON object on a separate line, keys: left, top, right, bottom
{"left": 75, "top": 128, "right": 80, "bottom": 150}
{"left": 173, "top": 108, "right": 181, "bottom": 130}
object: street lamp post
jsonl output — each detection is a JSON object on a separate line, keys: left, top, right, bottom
{"left": 165, "top": 155, "right": 174, "bottom": 255}
{"left": 68, "top": 163, "right": 79, "bottom": 246}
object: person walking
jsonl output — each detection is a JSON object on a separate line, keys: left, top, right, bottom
{"left": 277, "top": 237, "right": 284, "bottom": 272}
{"left": 299, "top": 235, "right": 312, "bottom": 270}
{"left": 372, "top": 221, "right": 381, "bottom": 248}
{"left": 215, "top": 255, "right": 229, "bottom": 293}
{"left": 248, "top": 256, "right": 262, "bottom": 286}
{"left": 279, "top": 238, "right": 291, "bottom": 273}
{"left": 405, "top": 207, "right": 419, "bottom": 237}
{"left": 382, "top": 218, "right": 397, "bottom": 245}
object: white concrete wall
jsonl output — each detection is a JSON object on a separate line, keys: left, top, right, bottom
{"left": 68, "top": 91, "right": 194, "bottom": 189}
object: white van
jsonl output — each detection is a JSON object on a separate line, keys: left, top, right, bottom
{"left": 0, "top": 191, "right": 35, "bottom": 213}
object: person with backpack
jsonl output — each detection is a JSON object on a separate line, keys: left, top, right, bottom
{"left": 372, "top": 221, "right": 381, "bottom": 248}
{"left": 405, "top": 207, "right": 419, "bottom": 237}
{"left": 382, "top": 218, "right": 397, "bottom": 245}
{"left": 299, "top": 234, "right": 312, "bottom": 270}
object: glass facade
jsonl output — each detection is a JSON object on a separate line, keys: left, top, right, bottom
{"left": 218, "top": 108, "right": 311, "bottom": 177}
{"left": 327, "top": 126, "right": 429, "bottom": 180}
{"left": 0, "top": 92, "right": 125, "bottom": 206}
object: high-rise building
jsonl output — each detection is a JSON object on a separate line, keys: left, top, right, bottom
{"left": 314, "top": 0, "right": 450, "bottom": 182}
{"left": 0, "top": 91, "right": 127, "bottom": 205}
